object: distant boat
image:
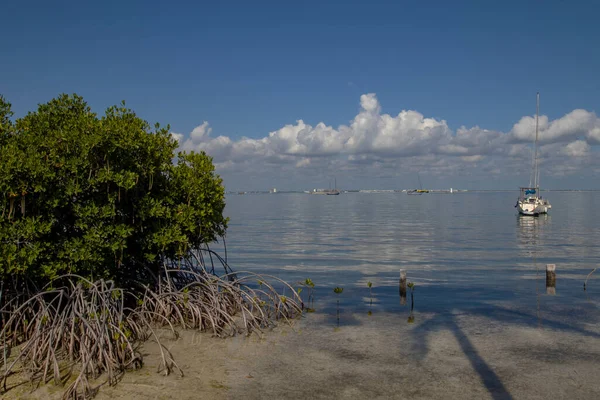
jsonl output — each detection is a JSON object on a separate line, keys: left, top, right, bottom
{"left": 310, "top": 178, "right": 340, "bottom": 195}
{"left": 407, "top": 189, "right": 429, "bottom": 195}
{"left": 310, "top": 189, "right": 340, "bottom": 195}
{"left": 516, "top": 93, "right": 551, "bottom": 216}
{"left": 407, "top": 173, "right": 429, "bottom": 195}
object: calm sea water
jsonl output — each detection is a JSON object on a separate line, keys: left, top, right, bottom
{"left": 223, "top": 191, "right": 600, "bottom": 325}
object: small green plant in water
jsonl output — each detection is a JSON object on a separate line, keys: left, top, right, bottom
{"left": 300, "top": 278, "right": 316, "bottom": 311}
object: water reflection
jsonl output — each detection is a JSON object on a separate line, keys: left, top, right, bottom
{"left": 226, "top": 193, "right": 440, "bottom": 279}
{"left": 516, "top": 214, "right": 550, "bottom": 256}
{"left": 399, "top": 270, "right": 407, "bottom": 305}
{"left": 546, "top": 264, "right": 556, "bottom": 295}
{"left": 220, "top": 193, "right": 600, "bottom": 400}
{"left": 516, "top": 215, "right": 549, "bottom": 326}
{"left": 333, "top": 286, "right": 344, "bottom": 327}
{"left": 225, "top": 192, "right": 600, "bottom": 323}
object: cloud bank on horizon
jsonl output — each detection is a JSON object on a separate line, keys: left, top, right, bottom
{"left": 172, "top": 94, "right": 600, "bottom": 190}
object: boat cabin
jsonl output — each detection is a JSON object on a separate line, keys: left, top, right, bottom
{"left": 519, "top": 187, "right": 540, "bottom": 201}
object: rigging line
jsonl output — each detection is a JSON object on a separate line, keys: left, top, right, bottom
{"left": 533, "top": 92, "right": 540, "bottom": 188}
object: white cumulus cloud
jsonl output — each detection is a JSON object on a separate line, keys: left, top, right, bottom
{"left": 170, "top": 93, "right": 600, "bottom": 189}
{"left": 510, "top": 109, "right": 600, "bottom": 143}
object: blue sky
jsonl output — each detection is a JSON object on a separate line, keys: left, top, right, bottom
{"left": 2, "top": 0, "right": 599, "bottom": 190}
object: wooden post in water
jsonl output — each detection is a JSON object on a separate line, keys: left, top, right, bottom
{"left": 546, "top": 264, "right": 556, "bottom": 295}
{"left": 400, "top": 270, "right": 407, "bottom": 305}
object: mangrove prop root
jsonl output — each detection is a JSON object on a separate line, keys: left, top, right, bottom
{"left": 0, "top": 271, "right": 302, "bottom": 399}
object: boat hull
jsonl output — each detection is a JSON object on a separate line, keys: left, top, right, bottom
{"left": 518, "top": 208, "right": 542, "bottom": 216}
{"left": 517, "top": 197, "right": 551, "bottom": 216}
{"left": 310, "top": 189, "right": 340, "bottom": 195}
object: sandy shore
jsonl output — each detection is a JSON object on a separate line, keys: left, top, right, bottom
{"left": 7, "top": 302, "right": 600, "bottom": 400}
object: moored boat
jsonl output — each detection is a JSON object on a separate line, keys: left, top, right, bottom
{"left": 516, "top": 93, "right": 551, "bottom": 216}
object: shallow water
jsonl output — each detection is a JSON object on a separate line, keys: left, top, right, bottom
{"left": 9, "top": 192, "right": 600, "bottom": 400}
{"left": 224, "top": 191, "right": 600, "bottom": 328}
{"left": 90, "top": 191, "right": 600, "bottom": 400}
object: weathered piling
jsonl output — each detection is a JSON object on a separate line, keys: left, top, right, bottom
{"left": 400, "top": 270, "right": 407, "bottom": 305}
{"left": 546, "top": 264, "right": 556, "bottom": 295}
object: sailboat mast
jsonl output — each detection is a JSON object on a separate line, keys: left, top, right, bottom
{"left": 535, "top": 92, "right": 540, "bottom": 190}
{"left": 534, "top": 92, "right": 540, "bottom": 188}
{"left": 533, "top": 92, "right": 540, "bottom": 189}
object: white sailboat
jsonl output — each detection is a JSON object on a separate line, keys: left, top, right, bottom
{"left": 516, "top": 92, "right": 551, "bottom": 216}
